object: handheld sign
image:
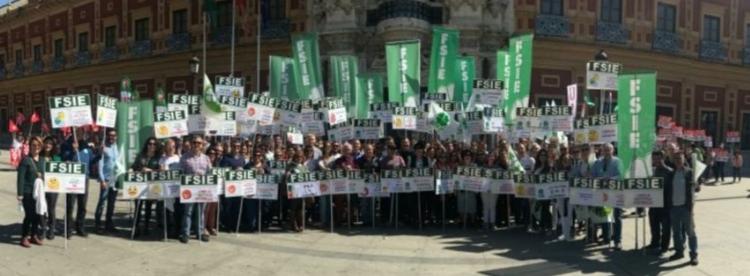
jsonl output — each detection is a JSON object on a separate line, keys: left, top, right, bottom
{"left": 122, "top": 170, "right": 182, "bottom": 200}
{"left": 381, "top": 169, "right": 405, "bottom": 193}
{"left": 574, "top": 114, "right": 618, "bottom": 144}
{"left": 179, "top": 175, "right": 220, "bottom": 203}
{"left": 49, "top": 94, "right": 94, "bottom": 128}
{"left": 205, "top": 111, "right": 238, "bottom": 136}
{"left": 317, "top": 169, "right": 349, "bottom": 195}
{"left": 323, "top": 98, "right": 348, "bottom": 126}
{"left": 215, "top": 75, "right": 246, "bottom": 98}
{"left": 402, "top": 168, "right": 434, "bottom": 192}
{"left": 369, "top": 102, "right": 399, "bottom": 123}
{"left": 224, "top": 170, "right": 257, "bottom": 197}
{"left": 392, "top": 107, "right": 419, "bottom": 130}
{"left": 246, "top": 94, "right": 277, "bottom": 125}
{"left": 586, "top": 60, "right": 622, "bottom": 90}
{"left": 350, "top": 118, "right": 383, "bottom": 140}
{"left": 287, "top": 172, "right": 321, "bottom": 198}
{"left": 454, "top": 167, "right": 487, "bottom": 192}
{"left": 512, "top": 174, "right": 536, "bottom": 198}
{"left": 96, "top": 94, "right": 118, "bottom": 128}
{"left": 533, "top": 172, "right": 570, "bottom": 200}
{"left": 44, "top": 161, "right": 86, "bottom": 194}
{"left": 486, "top": 169, "right": 514, "bottom": 194}
{"left": 470, "top": 79, "right": 504, "bottom": 108}
{"left": 435, "top": 170, "right": 455, "bottom": 195}
{"left": 253, "top": 174, "right": 279, "bottom": 200}
{"left": 154, "top": 110, "right": 189, "bottom": 138}
{"left": 570, "top": 177, "right": 663, "bottom": 208}
{"left": 167, "top": 94, "right": 203, "bottom": 134}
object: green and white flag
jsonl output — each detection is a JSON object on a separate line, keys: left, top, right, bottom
{"left": 202, "top": 73, "right": 223, "bottom": 118}
{"left": 386, "top": 40, "right": 420, "bottom": 107}
{"left": 355, "top": 73, "right": 384, "bottom": 119}
{"left": 496, "top": 49, "right": 511, "bottom": 114}
{"left": 116, "top": 100, "right": 154, "bottom": 188}
{"left": 428, "top": 27, "right": 459, "bottom": 95}
{"left": 330, "top": 55, "right": 359, "bottom": 115}
{"left": 455, "top": 56, "right": 475, "bottom": 104}
{"left": 505, "top": 34, "right": 534, "bottom": 123}
{"left": 292, "top": 32, "right": 324, "bottom": 100}
{"left": 428, "top": 101, "right": 451, "bottom": 130}
{"left": 269, "top": 56, "right": 297, "bottom": 100}
{"left": 617, "top": 72, "right": 656, "bottom": 179}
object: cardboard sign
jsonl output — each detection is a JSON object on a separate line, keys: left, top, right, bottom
{"left": 252, "top": 174, "right": 279, "bottom": 200}
{"left": 350, "top": 118, "right": 383, "bottom": 140}
{"left": 154, "top": 110, "right": 189, "bottom": 138}
{"left": 179, "top": 175, "right": 220, "bottom": 203}
{"left": 573, "top": 114, "right": 617, "bottom": 144}
{"left": 122, "top": 170, "right": 181, "bottom": 200}
{"left": 287, "top": 172, "right": 321, "bottom": 198}
{"left": 369, "top": 102, "right": 398, "bottom": 123}
{"left": 167, "top": 94, "right": 203, "bottom": 134}
{"left": 533, "top": 172, "right": 569, "bottom": 200}
{"left": 214, "top": 75, "right": 246, "bottom": 98}
{"left": 205, "top": 111, "right": 238, "bottom": 136}
{"left": 586, "top": 60, "right": 622, "bottom": 90}
{"left": 44, "top": 162, "right": 87, "bottom": 194}
{"left": 48, "top": 94, "right": 93, "bottom": 128}
{"left": 96, "top": 94, "right": 118, "bottom": 128}
{"left": 727, "top": 131, "right": 740, "bottom": 143}
{"left": 224, "top": 170, "right": 257, "bottom": 197}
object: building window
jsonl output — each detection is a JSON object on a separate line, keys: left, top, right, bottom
{"left": 540, "top": 0, "right": 563, "bottom": 16}
{"left": 0, "top": 54, "right": 5, "bottom": 68}
{"left": 703, "top": 15, "right": 720, "bottom": 42}
{"left": 600, "top": 0, "right": 622, "bottom": 23}
{"left": 104, "top": 26, "right": 116, "bottom": 48}
{"left": 217, "top": 2, "right": 232, "bottom": 28}
{"left": 135, "top": 18, "right": 150, "bottom": 42}
{"left": 656, "top": 3, "right": 676, "bottom": 33}
{"left": 78, "top": 32, "right": 89, "bottom": 52}
{"left": 54, "top": 39, "right": 64, "bottom": 58}
{"left": 33, "top": 45, "right": 42, "bottom": 62}
{"left": 267, "top": 0, "right": 286, "bottom": 20}
{"left": 15, "top": 49, "right": 22, "bottom": 65}
{"left": 173, "top": 9, "right": 188, "bottom": 34}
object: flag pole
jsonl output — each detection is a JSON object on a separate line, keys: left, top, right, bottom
{"left": 256, "top": 2, "right": 261, "bottom": 94}
{"left": 230, "top": 0, "right": 236, "bottom": 76}
{"left": 203, "top": 12, "right": 208, "bottom": 81}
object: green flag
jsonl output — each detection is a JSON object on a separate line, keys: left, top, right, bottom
{"left": 496, "top": 49, "right": 512, "bottom": 113}
{"left": 386, "top": 40, "right": 420, "bottom": 107}
{"left": 292, "top": 32, "right": 324, "bottom": 100}
{"left": 505, "top": 34, "right": 534, "bottom": 123}
{"left": 330, "top": 55, "right": 359, "bottom": 114}
{"left": 154, "top": 85, "right": 166, "bottom": 113}
{"left": 454, "top": 56, "right": 475, "bottom": 104}
{"left": 116, "top": 100, "right": 154, "bottom": 188}
{"left": 269, "top": 56, "right": 297, "bottom": 100}
{"left": 617, "top": 72, "right": 656, "bottom": 179}
{"left": 202, "top": 73, "right": 223, "bottom": 116}
{"left": 355, "top": 73, "right": 384, "bottom": 119}
{"left": 428, "top": 102, "right": 451, "bottom": 129}
{"left": 120, "top": 77, "right": 133, "bottom": 102}
{"left": 428, "top": 27, "right": 459, "bottom": 95}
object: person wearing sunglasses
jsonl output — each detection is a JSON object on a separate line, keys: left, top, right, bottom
{"left": 179, "top": 135, "right": 212, "bottom": 243}
{"left": 131, "top": 137, "right": 162, "bottom": 238}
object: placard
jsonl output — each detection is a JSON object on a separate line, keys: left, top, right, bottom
{"left": 369, "top": 102, "right": 398, "bottom": 123}
{"left": 96, "top": 94, "right": 118, "bottom": 128}
{"left": 205, "top": 111, "right": 238, "bottom": 136}
{"left": 167, "top": 94, "right": 203, "bottom": 134}
{"left": 48, "top": 94, "right": 93, "bottom": 128}
{"left": 403, "top": 168, "right": 435, "bottom": 192}
{"left": 214, "top": 75, "right": 246, "bottom": 98}
{"left": 533, "top": 172, "right": 569, "bottom": 200}
{"left": 180, "top": 175, "right": 220, "bottom": 203}
{"left": 44, "top": 161, "right": 87, "bottom": 194}
{"left": 570, "top": 178, "right": 663, "bottom": 208}
{"left": 455, "top": 167, "right": 486, "bottom": 192}
{"left": 586, "top": 60, "right": 622, "bottom": 90}
{"left": 122, "top": 170, "right": 182, "bottom": 200}
{"left": 381, "top": 170, "right": 405, "bottom": 193}
{"left": 574, "top": 114, "right": 618, "bottom": 144}
{"left": 435, "top": 170, "right": 455, "bottom": 195}
{"left": 253, "top": 174, "right": 279, "bottom": 200}
{"left": 486, "top": 169, "right": 514, "bottom": 194}
{"left": 154, "top": 110, "right": 189, "bottom": 138}
{"left": 512, "top": 174, "right": 536, "bottom": 198}
{"left": 287, "top": 172, "right": 321, "bottom": 198}
{"left": 351, "top": 118, "right": 383, "bottom": 140}
{"left": 224, "top": 170, "right": 257, "bottom": 197}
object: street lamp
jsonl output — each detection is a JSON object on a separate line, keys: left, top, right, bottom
{"left": 189, "top": 56, "right": 200, "bottom": 75}
{"left": 594, "top": 49, "right": 608, "bottom": 61}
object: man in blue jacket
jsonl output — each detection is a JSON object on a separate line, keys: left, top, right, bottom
{"left": 62, "top": 130, "right": 94, "bottom": 238}
{"left": 591, "top": 143, "right": 623, "bottom": 250}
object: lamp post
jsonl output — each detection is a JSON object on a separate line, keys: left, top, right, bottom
{"left": 189, "top": 56, "right": 200, "bottom": 94}
{"left": 594, "top": 49, "right": 608, "bottom": 114}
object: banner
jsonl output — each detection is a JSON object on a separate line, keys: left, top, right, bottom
{"left": 327, "top": 122, "right": 354, "bottom": 142}
{"left": 96, "top": 94, "right": 118, "bottom": 128}
{"left": 292, "top": 32, "right": 324, "bottom": 100}
{"left": 470, "top": 79, "right": 504, "bottom": 109}
{"left": 570, "top": 177, "right": 664, "bottom": 208}
{"left": 269, "top": 56, "right": 298, "bottom": 100}
{"left": 224, "top": 170, "right": 257, "bottom": 198}
{"left": 586, "top": 61, "right": 623, "bottom": 90}
{"left": 122, "top": 171, "right": 181, "bottom": 200}
{"left": 403, "top": 168, "right": 435, "bottom": 192}
{"left": 381, "top": 170, "right": 406, "bottom": 193}
{"left": 574, "top": 114, "right": 617, "bottom": 145}
{"left": 253, "top": 174, "right": 279, "bottom": 200}
{"left": 454, "top": 167, "right": 487, "bottom": 192}
{"left": 386, "top": 40, "right": 420, "bottom": 107}
{"left": 116, "top": 100, "right": 154, "bottom": 184}
{"left": 435, "top": 170, "right": 455, "bottom": 195}
{"left": 323, "top": 98, "right": 348, "bottom": 126}
{"left": 505, "top": 34, "right": 534, "bottom": 123}
{"left": 287, "top": 172, "right": 321, "bottom": 198}
{"left": 358, "top": 174, "right": 388, "bottom": 198}
{"left": 154, "top": 110, "right": 189, "bottom": 139}
{"left": 49, "top": 94, "right": 93, "bottom": 128}
{"left": 617, "top": 72, "right": 656, "bottom": 179}
{"left": 486, "top": 169, "right": 514, "bottom": 194}
{"left": 44, "top": 162, "right": 86, "bottom": 194}
{"left": 497, "top": 49, "right": 511, "bottom": 116}
{"left": 330, "top": 55, "right": 359, "bottom": 115}
{"left": 355, "top": 73, "right": 384, "bottom": 119}
{"left": 454, "top": 56, "right": 475, "bottom": 104}
{"left": 513, "top": 174, "right": 536, "bottom": 198}
{"left": 428, "top": 27, "right": 459, "bottom": 96}
{"left": 246, "top": 94, "right": 277, "bottom": 125}
{"left": 317, "top": 170, "right": 349, "bottom": 195}
{"left": 179, "top": 175, "right": 220, "bottom": 203}
{"left": 214, "top": 75, "right": 245, "bottom": 98}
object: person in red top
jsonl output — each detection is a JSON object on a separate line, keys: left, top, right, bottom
{"left": 731, "top": 151, "right": 743, "bottom": 183}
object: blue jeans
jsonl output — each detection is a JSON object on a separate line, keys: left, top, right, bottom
{"left": 94, "top": 186, "right": 117, "bottom": 227}
{"left": 671, "top": 205, "right": 698, "bottom": 256}
{"left": 602, "top": 208, "right": 623, "bottom": 244}
{"left": 182, "top": 203, "right": 205, "bottom": 237}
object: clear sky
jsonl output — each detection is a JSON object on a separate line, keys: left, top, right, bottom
{"left": 0, "top": 0, "right": 9, "bottom": 7}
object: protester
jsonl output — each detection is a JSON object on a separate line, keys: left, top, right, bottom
{"left": 131, "top": 137, "right": 162, "bottom": 237}
{"left": 481, "top": 150, "right": 499, "bottom": 230}
{"left": 180, "top": 135, "right": 212, "bottom": 243}
{"left": 95, "top": 130, "right": 119, "bottom": 234}
{"left": 159, "top": 138, "right": 181, "bottom": 238}
{"left": 221, "top": 139, "right": 248, "bottom": 232}
{"left": 204, "top": 144, "right": 223, "bottom": 236}
{"left": 17, "top": 136, "right": 45, "bottom": 248}
{"left": 731, "top": 151, "right": 743, "bottom": 183}
{"left": 456, "top": 150, "right": 477, "bottom": 227}
{"left": 666, "top": 153, "right": 700, "bottom": 265}
{"left": 714, "top": 144, "right": 726, "bottom": 182}
{"left": 647, "top": 150, "right": 671, "bottom": 255}
{"left": 591, "top": 143, "right": 622, "bottom": 250}
{"left": 62, "top": 130, "right": 93, "bottom": 238}
{"left": 41, "top": 136, "right": 61, "bottom": 240}
{"left": 284, "top": 148, "right": 310, "bottom": 232}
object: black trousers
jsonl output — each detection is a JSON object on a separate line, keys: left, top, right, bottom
{"left": 22, "top": 194, "right": 41, "bottom": 238}
{"left": 43, "top": 192, "right": 59, "bottom": 233}
{"left": 714, "top": 162, "right": 725, "bottom": 181}
{"left": 66, "top": 184, "right": 89, "bottom": 231}
{"left": 648, "top": 207, "right": 671, "bottom": 250}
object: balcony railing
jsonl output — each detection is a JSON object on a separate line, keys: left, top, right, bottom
{"left": 652, "top": 30, "right": 680, "bottom": 53}
{"left": 699, "top": 40, "right": 727, "bottom": 62}
{"left": 596, "top": 22, "right": 629, "bottom": 44}
{"left": 0, "top": 67, "right": 5, "bottom": 80}
{"left": 743, "top": 48, "right": 750, "bottom": 65}
{"left": 261, "top": 19, "right": 291, "bottom": 40}
{"left": 131, "top": 40, "right": 152, "bottom": 57}
{"left": 75, "top": 51, "right": 91, "bottom": 66}
{"left": 13, "top": 64, "right": 24, "bottom": 78}
{"left": 535, "top": 15, "right": 570, "bottom": 37}
{"left": 101, "top": 47, "right": 119, "bottom": 62}
{"left": 211, "top": 26, "right": 233, "bottom": 45}
{"left": 166, "top": 33, "right": 191, "bottom": 52}
{"left": 52, "top": 56, "right": 66, "bottom": 71}
{"left": 32, "top": 60, "right": 44, "bottom": 74}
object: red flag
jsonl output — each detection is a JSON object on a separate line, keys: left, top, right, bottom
{"left": 30, "top": 111, "right": 40, "bottom": 124}
{"left": 8, "top": 119, "right": 19, "bottom": 133}
{"left": 15, "top": 112, "right": 25, "bottom": 126}
{"left": 41, "top": 121, "right": 50, "bottom": 133}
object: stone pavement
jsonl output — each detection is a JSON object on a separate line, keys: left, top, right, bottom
{"left": 0, "top": 155, "right": 748, "bottom": 275}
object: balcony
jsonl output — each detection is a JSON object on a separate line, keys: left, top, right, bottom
{"left": 0, "top": 67, "right": 5, "bottom": 80}
{"left": 13, "top": 64, "right": 25, "bottom": 78}
{"left": 595, "top": 22, "right": 629, "bottom": 44}
{"left": 261, "top": 19, "right": 290, "bottom": 40}
{"left": 534, "top": 15, "right": 570, "bottom": 37}
{"left": 32, "top": 60, "right": 44, "bottom": 74}
{"left": 131, "top": 40, "right": 152, "bottom": 57}
{"left": 211, "top": 26, "right": 233, "bottom": 45}
{"left": 652, "top": 30, "right": 680, "bottom": 53}
{"left": 743, "top": 48, "right": 750, "bottom": 66}
{"left": 52, "top": 56, "right": 66, "bottom": 71}
{"left": 101, "top": 47, "right": 119, "bottom": 62}
{"left": 366, "top": 0, "right": 443, "bottom": 26}
{"left": 75, "top": 51, "right": 91, "bottom": 67}
{"left": 699, "top": 40, "right": 727, "bottom": 62}
{"left": 166, "top": 33, "right": 191, "bottom": 52}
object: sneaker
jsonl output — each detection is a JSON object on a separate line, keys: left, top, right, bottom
{"left": 46, "top": 231, "right": 55, "bottom": 240}
{"left": 179, "top": 235, "right": 189, "bottom": 244}
{"left": 200, "top": 235, "right": 210, "bottom": 242}
{"left": 20, "top": 238, "right": 31, "bottom": 248}
{"left": 30, "top": 236, "right": 43, "bottom": 246}
{"left": 76, "top": 229, "right": 88, "bottom": 238}
{"left": 669, "top": 253, "right": 684, "bottom": 261}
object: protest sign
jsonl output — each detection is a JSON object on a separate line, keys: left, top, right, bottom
{"left": 403, "top": 168, "right": 435, "bottom": 192}
{"left": 247, "top": 94, "right": 277, "bottom": 126}
{"left": 154, "top": 110, "right": 189, "bottom": 139}
{"left": 167, "top": 94, "right": 203, "bottom": 134}
{"left": 392, "top": 107, "right": 419, "bottom": 130}
{"left": 435, "top": 170, "right": 455, "bottom": 195}
{"left": 48, "top": 94, "right": 93, "bottom": 128}
{"left": 317, "top": 170, "right": 349, "bottom": 195}
{"left": 512, "top": 174, "right": 536, "bottom": 198}
{"left": 96, "top": 94, "right": 118, "bottom": 128}
{"left": 381, "top": 169, "right": 406, "bottom": 193}
{"left": 454, "top": 167, "right": 486, "bottom": 192}
{"left": 350, "top": 118, "right": 383, "bottom": 140}
{"left": 470, "top": 79, "right": 504, "bottom": 108}
{"left": 253, "top": 174, "right": 279, "bottom": 200}
{"left": 122, "top": 170, "right": 181, "bottom": 200}
{"left": 224, "top": 170, "right": 257, "bottom": 198}
{"left": 44, "top": 162, "right": 86, "bottom": 194}
{"left": 533, "top": 172, "right": 569, "bottom": 200}
{"left": 486, "top": 169, "right": 514, "bottom": 194}
{"left": 573, "top": 114, "right": 617, "bottom": 144}
{"left": 180, "top": 175, "right": 220, "bottom": 203}
{"left": 287, "top": 172, "right": 321, "bottom": 198}
{"left": 726, "top": 131, "right": 740, "bottom": 143}
{"left": 570, "top": 178, "right": 663, "bottom": 208}
{"left": 214, "top": 75, "right": 245, "bottom": 98}
{"left": 586, "top": 60, "right": 622, "bottom": 90}
{"left": 205, "top": 111, "right": 238, "bottom": 136}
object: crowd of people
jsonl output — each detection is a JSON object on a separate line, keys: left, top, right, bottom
{"left": 14, "top": 128, "right": 731, "bottom": 266}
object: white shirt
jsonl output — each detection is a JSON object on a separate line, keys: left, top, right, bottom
{"left": 159, "top": 154, "right": 181, "bottom": 171}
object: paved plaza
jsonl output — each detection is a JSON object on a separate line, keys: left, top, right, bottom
{"left": 0, "top": 153, "right": 748, "bottom": 276}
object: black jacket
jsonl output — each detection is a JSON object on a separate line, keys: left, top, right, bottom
{"left": 664, "top": 167, "right": 696, "bottom": 209}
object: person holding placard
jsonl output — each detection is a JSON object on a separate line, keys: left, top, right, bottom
{"left": 532, "top": 149, "right": 555, "bottom": 235}
{"left": 647, "top": 150, "right": 672, "bottom": 255}
{"left": 515, "top": 144, "right": 534, "bottom": 228}
{"left": 481, "top": 151, "right": 499, "bottom": 230}
{"left": 17, "top": 136, "right": 45, "bottom": 248}
{"left": 131, "top": 137, "right": 162, "bottom": 238}
{"left": 204, "top": 145, "right": 223, "bottom": 236}
{"left": 62, "top": 130, "right": 94, "bottom": 239}
{"left": 246, "top": 149, "right": 270, "bottom": 230}
{"left": 666, "top": 153, "right": 700, "bottom": 265}
{"left": 95, "top": 130, "right": 119, "bottom": 234}
{"left": 456, "top": 151, "right": 478, "bottom": 228}
{"left": 356, "top": 144, "right": 379, "bottom": 226}
{"left": 179, "top": 135, "right": 212, "bottom": 243}
{"left": 221, "top": 139, "right": 248, "bottom": 232}
{"left": 284, "top": 149, "right": 310, "bottom": 232}
{"left": 41, "top": 136, "right": 62, "bottom": 240}
{"left": 159, "top": 138, "right": 182, "bottom": 238}
{"left": 591, "top": 143, "right": 622, "bottom": 250}
{"left": 494, "top": 142, "right": 512, "bottom": 228}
